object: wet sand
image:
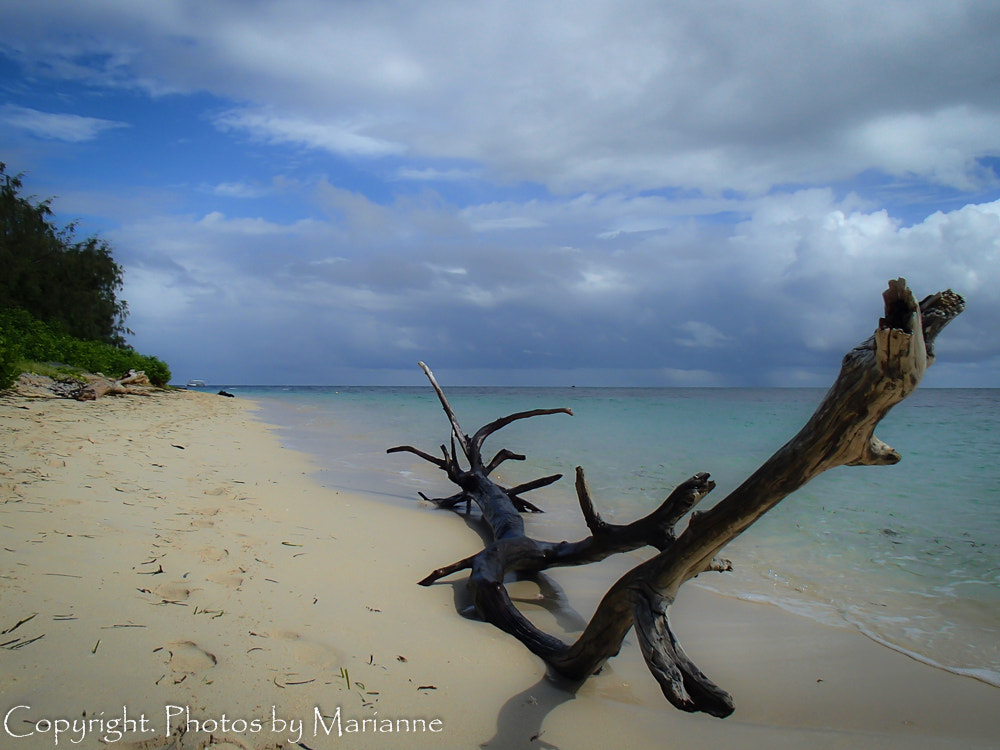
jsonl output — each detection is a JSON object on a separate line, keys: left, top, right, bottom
{"left": 1, "top": 390, "right": 997, "bottom": 749}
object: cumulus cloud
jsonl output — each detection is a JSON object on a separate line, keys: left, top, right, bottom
{"left": 3, "top": 1, "right": 998, "bottom": 384}
{"left": 111, "top": 178, "right": 1000, "bottom": 385}
{"left": 4, "top": 1, "right": 1000, "bottom": 193}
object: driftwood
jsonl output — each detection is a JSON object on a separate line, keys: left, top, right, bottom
{"left": 389, "top": 279, "right": 964, "bottom": 717}
{"left": 76, "top": 370, "right": 152, "bottom": 401}
{"left": 13, "top": 370, "right": 154, "bottom": 400}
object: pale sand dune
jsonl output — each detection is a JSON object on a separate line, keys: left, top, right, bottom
{"left": 1, "top": 390, "right": 997, "bottom": 749}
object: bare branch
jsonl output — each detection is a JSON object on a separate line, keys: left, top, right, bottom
{"left": 505, "top": 474, "right": 562, "bottom": 497}
{"left": 470, "top": 407, "right": 573, "bottom": 457}
{"left": 419, "top": 361, "right": 472, "bottom": 464}
{"left": 391, "top": 281, "right": 964, "bottom": 717}
{"left": 386, "top": 444, "right": 448, "bottom": 468}
{"left": 574, "top": 467, "right": 606, "bottom": 534}
{"left": 485, "top": 448, "right": 526, "bottom": 474}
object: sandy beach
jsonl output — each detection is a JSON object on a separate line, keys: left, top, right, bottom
{"left": 2, "top": 390, "right": 998, "bottom": 750}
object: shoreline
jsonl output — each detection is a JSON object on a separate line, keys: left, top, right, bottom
{"left": 1, "top": 390, "right": 998, "bottom": 749}
{"left": 251, "top": 385, "right": 1000, "bottom": 693}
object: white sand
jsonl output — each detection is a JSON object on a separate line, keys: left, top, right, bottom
{"left": 1, "top": 390, "right": 997, "bottom": 749}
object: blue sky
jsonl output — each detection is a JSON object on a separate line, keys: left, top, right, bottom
{"left": 2, "top": 1, "right": 999, "bottom": 386}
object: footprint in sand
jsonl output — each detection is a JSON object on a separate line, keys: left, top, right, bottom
{"left": 197, "top": 545, "right": 229, "bottom": 563}
{"left": 206, "top": 571, "right": 244, "bottom": 589}
{"left": 151, "top": 582, "right": 193, "bottom": 602}
{"left": 163, "top": 640, "right": 217, "bottom": 675}
{"left": 270, "top": 630, "right": 344, "bottom": 668}
{"left": 187, "top": 506, "right": 220, "bottom": 529}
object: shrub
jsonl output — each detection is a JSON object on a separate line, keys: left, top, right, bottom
{"left": 0, "top": 307, "right": 172, "bottom": 388}
{"left": 0, "top": 327, "right": 22, "bottom": 389}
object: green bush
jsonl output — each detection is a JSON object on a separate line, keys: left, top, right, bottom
{"left": 0, "top": 307, "right": 172, "bottom": 389}
{"left": 2, "top": 163, "right": 130, "bottom": 346}
{"left": 0, "top": 327, "right": 22, "bottom": 389}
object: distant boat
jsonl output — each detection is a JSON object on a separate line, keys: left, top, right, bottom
{"left": 186, "top": 379, "right": 207, "bottom": 388}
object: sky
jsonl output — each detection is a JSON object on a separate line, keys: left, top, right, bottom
{"left": 1, "top": 0, "right": 999, "bottom": 387}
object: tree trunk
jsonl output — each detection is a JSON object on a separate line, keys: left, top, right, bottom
{"left": 388, "top": 279, "right": 964, "bottom": 717}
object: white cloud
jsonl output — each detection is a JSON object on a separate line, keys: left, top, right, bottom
{"left": 214, "top": 108, "right": 406, "bottom": 158}
{"left": 3, "top": 1, "right": 1000, "bottom": 384}
{"left": 848, "top": 106, "right": 1000, "bottom": 190}
{"left": 105, "top": 175, "right": 1000, "bottom": 385}
{"left": 5, "top": 1, "right": 999, "bottom": 193}
{"left": 395, "top": 167, "right": 481, "bottom": 182}
{"left": 675, "top": 321, "right": 730, "bottom": 348}
{"left": 205, "top": 181, "right": 270, "bottom": 199}
{"left": 467, "top": 216, "right": 547, "bottom": 232}
{"left": 0, "top": 104, "right": 127, "bottom": 142}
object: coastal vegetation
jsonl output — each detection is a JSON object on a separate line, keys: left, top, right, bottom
{"left": 0, "top": 307, "right": 170, "bottom": 388}
{"left": 0, "top": 163, "right": 169, "bottom": 388}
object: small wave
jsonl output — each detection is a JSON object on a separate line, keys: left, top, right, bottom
{"left": 695, "top": 579, "right": 1000, "bottom": 690}
{"left": 846, "top": 614, "right": 1000, "bottom": 689}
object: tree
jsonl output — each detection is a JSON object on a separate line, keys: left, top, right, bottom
{"left": 0, "top": 162, "right": 130, "bottom": 346}
{"left": 390, "top": 279, "right": 964, "bottom": 717}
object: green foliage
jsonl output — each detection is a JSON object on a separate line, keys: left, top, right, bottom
{"left": 0, "top": 308, "right": 171, "bottom": 389}
{"left": 0, "top": 162, "right": 130, "bottom": 346}
{"left": 17, "top": 361, "right": 87, "bottom": 381}
{"left": 0, "top": 325, "right": 22, "bottom": 390}
{"left": 0, "top": 163, "right": 171, "bottom": 390}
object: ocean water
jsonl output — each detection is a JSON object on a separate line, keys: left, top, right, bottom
{"left": 228, "top": 385, "right": 1000, "bottom": 687}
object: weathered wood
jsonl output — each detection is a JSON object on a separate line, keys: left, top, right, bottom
{"left": 76, "top": 370, "right": 153, "bottom": 400}
{"left": 389, "top": 279, "right": 964, "bottom": 716}
{"left": 76, "top": 376, "right": 128, "bottom": 401}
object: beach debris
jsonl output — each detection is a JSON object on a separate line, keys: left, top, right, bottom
{"left": 275, "top": 674, "right": 316, "bottom": 687}
{"left": 2, "top": 633, "right": 45, "bottom": 649}
{"left": 13, "top": 370, "right": 159, "bottom": 400}
{"left": 2, "top": 612, "right": 37, "bottom": 634}
{"left": 388, "top": 280, "right": 965, "bottom": 719}
{"left": 192, "top": 606, "right": 225, "bottom": 618}
{"left": 77, "top": 370, "right": 152, "bottom": 400}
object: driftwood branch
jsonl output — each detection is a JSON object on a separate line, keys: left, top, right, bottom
{"left": 388, "top": 280, "right": 964, "bottom": 716}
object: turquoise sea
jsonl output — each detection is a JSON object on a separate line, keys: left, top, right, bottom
{"left": 225, "top": 385, "right": 1000, "bottom": 687}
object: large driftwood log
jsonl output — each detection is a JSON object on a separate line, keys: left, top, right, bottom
{"left": 389, "top": 279, "right": 964, "bottom": 717}
{"left": 76, "top": 370, "right": 152, "bottom": 401}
